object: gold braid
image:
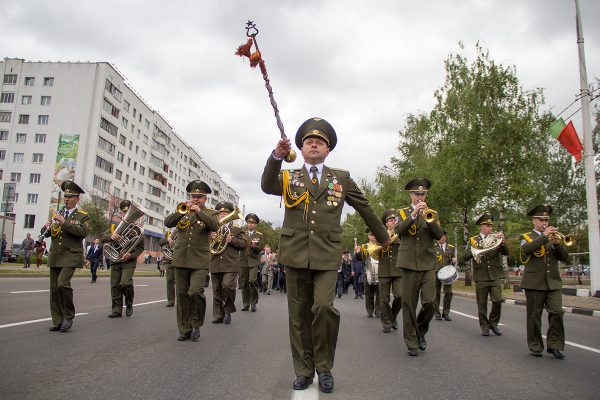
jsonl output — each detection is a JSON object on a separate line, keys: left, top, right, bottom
{"left": 282, "top": 170, "right": 309, "bottom": 219}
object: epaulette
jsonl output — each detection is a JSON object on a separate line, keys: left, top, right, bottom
{"left": 330, "top": 168, "right": 348, "bottom": 173}
{"left": 78, "top": 209, "right": 88, "bottom": 215}
{"left": 448, "top": 244, "right": 455, "bottom": 248}
{"left": 256, "top": 231, "right": 262, "bottom": 235}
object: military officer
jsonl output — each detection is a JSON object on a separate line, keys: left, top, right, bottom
{"left": 261, "top": 117, "right": 389, "bottom": 393}
{"left": 434, "top": 231, "right": 456, "bottom": 321}
{"left": 43, "top": 181, "right": 89, "bottom": 332}
{"left": 463, "top": 212, "right": 508, "bottom": 336}
{"left": 102, "top": 200, "right": 145, "bottom": 318}
{"left": 378, "top": 209, "right": 402, "bottom": 333}
{"left": 241, "top": 213, "right": 262, "bottom": 312}
{"left": 519, "top": 204, "right": 569, "bottom": 359}
{"left": 164, "top": 180, "right": 220, "bottom": 342}
{"left": 394, "top": 177, "right": 444, "bottom": 356}
{"left": 158, "top": 229, "right": 176, "bottom": 307}
{"left": 209, "top": 201, "right": 247, "bottom": 324}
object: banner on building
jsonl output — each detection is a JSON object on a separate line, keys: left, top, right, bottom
{"left": 49, "top": 134, "right": 80, "bottom": 217}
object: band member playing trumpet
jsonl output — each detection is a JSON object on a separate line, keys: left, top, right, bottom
{"left": 164, "top": 180, "right": 220, "bottom": 342}
{"left": 378, "top": 209, "right": 402, "bottom": 333}
{"left": 355, "top": 228, "right": 380, "bottom": 318}
{"left": 519, "top": 204, "right": 569, "bottom": 359}
{"left": 44, "top": 181, "right": 89, "bottom": 332}
{"left": 241, "top": 213, "right": 262, "bottom": 312}
{"left": 159, "top": 229, "right": 176, "bottom": 307}
{"left": 394, "top": 177, "right": 443, "bottom": 356}
{"left": 463, "top": 212, "right": 508, "bottom": 336}
{"left": 434, "top": 231, "right": 456, "bottom": 321}
{"left": 102, "top": 200, "right": 145, "bottom": 319}
{"left": 209, "top": 201, "right": 247, "bottom": 324}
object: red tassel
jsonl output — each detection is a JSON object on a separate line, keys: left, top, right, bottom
{"left": 249, "top": 51, "right": 262, "bottom": 68}
{"left": 235, "top": 39, "right": 253, "bottom": 58}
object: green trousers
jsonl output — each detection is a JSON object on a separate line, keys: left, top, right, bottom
{"left": 175, "top": 267, "right": 207, "bottom": 334}
{"left": 286, "top": 267, "right": 339, "bottom": 378}
{"left": 475, "top": 279, "right": 502, "bottom": 330}
{"left": 401, "top": 269, "right": 436, "bottom": 350}
{"left": 211, "top": 272, "right": 237, "bottom": 318}
{"left": 364, "top": 282, "right": 380, "bottom": 316}
{"left": 49, "top": 267, "right": 76, "bottom": 325}
{"left": 434, "top": 277, "right": 453, "bottom": 318}
{"left": 239, "top": 267, "right": 259, "bottom": 308}
{"left": 165, "top": 262, "right": 175, "bottom": 305}
{"left": 524, "top": 289, "right": 565, "bottom": 352}
{"left": 379, "top": 276, "right": 402, "bottom": 329}
{"left": 110, "top": 265, "right": 135, "bottom": 313}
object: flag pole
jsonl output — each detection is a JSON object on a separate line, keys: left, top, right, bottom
{"left": 574, "top": 0, "right": 600, "bottom": 296}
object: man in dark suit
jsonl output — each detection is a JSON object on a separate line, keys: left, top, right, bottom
{"left": 261, "top": 117, "right": 389, "bottom": 393}
{"left": 86, "top": 238, "right": 103, "bottom": 283}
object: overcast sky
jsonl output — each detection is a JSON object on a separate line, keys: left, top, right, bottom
{"left": 2, "top": 0, "right": 598, "bottom": 226}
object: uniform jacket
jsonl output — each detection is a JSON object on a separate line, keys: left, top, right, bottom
{"left": 394, "top": 206, "right": 444, "bottom": 271}
{"left": 164, "top": 208, "right": 220, "bottom": 269}
{"left": 244, "top": 229, "right": 263, "bottom": 268}
{"left": 261, "top": 156, "right": 388, "bottom": 270}
{"left": 43, "top": 208, "right": 89, "bottom": 268}
{"left": 519, "top": 231, "right": 569, "bottom": 291}
{"left": 378, "top": 236, "right": 402, "bottom": 278}
{"left": 463, "top": 234, "right": 508, "bottom": 282}
{"left": 436, "top": 243, "right": 455, "bottom": 270}
{"left": 158, "top": 234, "right": 172, "bottom": 266}
{"left": 101, "top": 226, "right": 144, "bottom": 268}
{"left": 210, "top": 224, "right": 247, "bottom": 274}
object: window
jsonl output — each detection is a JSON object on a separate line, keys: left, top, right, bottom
{"left": 3, "top": 74, "right": 17, "bottom": 84}
{"left": 32, "top": 153, "right": 43, "bottom": 163}
{"left": 138, "top": 181, "right": 144, "bottom": 191}
{"left": 143, "top": 135, "right": 148, "bottom": 144}
{"left": 128, "top": 141, "right": 132, "bottom": 151}
{"left": 24, "top": 77, "right": 35, "bottom": 86}
{"left": 127, "top": 157, "right": 131, "bottom": 167}
{"left": 18, "top": 114, "right": 29, "bottom": 124}
{"left": 35, "top": 133, "right": 46, "bottom": 143}
{"left": 125, "top": 174, "right": 129, "bottom": 184}
{"left": 138, "top": 113, "right": 142, "bottom": 122}
{"left": 113, "top": 187, "right": 121, "bottom": 197}
{"left": 119, "top": 134, "right": 126, "bottom": 145}
{"left": 29, "top": 173, "right": 41, "bottom": 183}
{"left": 40, "top": 96, "right": 51, "bottom": 106}
{"left": 16, "top": 133, "right": 26, "bottom": 143}
{"left": 97, "top": 136, "right": 115, "bottom": 155}
{"left": 135, "top": 145, "right": 139, "bottom": 154}
{"left": 24, "top": 214, "right": 36, "bottom": 229}
{"left": 0, "top": 150, "right": 5, "bottom": 160}
{"left": 43, "top": 77, "right": 54, "bottom": 86}
{"left": 141, "top": 150, "right": 146, "bottom": 160}
{"left": 0, "top": 131, "right": 8, "bottom": 141}
{"left": 121, "top": 117, "right": 128, "bottom": 129}
{"left": 95, "top": 155, "right": 114, "bottom": 173}
{"left": 0, "top": 93, "right": 14, "bottom": 103}
{"left": 0, "top": 169, "right": 3, "bottom": 180}
{"left": 139, "top": 166, "right": 145, "bottom": 175}
{"left": 102, "top": 98, "right": 119, "bottom": 118}
{"left": 21, "top": 95, "right": 32, "bottom": 105}
{"left": 123, "top": 100, "right": 130, "bottom": 112}
{"left": 100, "top": 117, "right": 117, "bottom": 136}
{"left": 92, "top": 175, "right": 111, "bottom": 191}
{"left": 104, "top": 79, "right": 122, "bottom": 102}
{"left": 133, "top": 161, "right": 137, "bottom": 171}
{"left": 133, "top": 108, "right": 137, "bottom": 118}
{"left": 117, "top": 152, "right": 124, "bottom": 163}
{"left": 13, "top": 153, "right": 24, "bottom": 162}
{"left": 144, "top": 119, "right": 150, "bottom": 129}
{"left": 11, "top": 172, "right": 21, "bottom": 182}
{"left": 115, "top": 169, "right": 122, "bottom": 180}
{"left": 38, "top": 115, "right": 49, "bottom": 125}
{"left": 0, "top": 112, "right": 11, "bottom": 123}
{"left": 27, "top": 194, "right": 38, "bottom": 204}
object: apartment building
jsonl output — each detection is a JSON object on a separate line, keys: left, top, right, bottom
{"left": 0, "top": 58, "right": 238, "bottom": 250}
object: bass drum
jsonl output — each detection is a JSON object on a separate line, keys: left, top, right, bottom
{"left": 437, "top": 265, "right": 458, "bottom": 285}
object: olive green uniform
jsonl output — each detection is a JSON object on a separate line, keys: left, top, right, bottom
{"left": 520, "top": 231, "right": 568, "bottom": 353}
{"left": 240, "top": 229, "right": 262, "bottom": 309}
{"left": 159, "top": 234, "right": 175, "bottom": 306}
{"left": 378, "top": 237, "right": 402, "bottom": 331}
{"left": 101, "top": 228, "right": 144, "bottom": 314}
{"left": 209, "top": 224, "right": 247, "bottom": 318}
{"left": 261, "top": 156, "right": 388, "bottom": 378}
{"left": 463, "top": 235, "right": 508, "bottom": 331}
{"left": 434, "top": 243, "right": 455, "bottom": 318}
{"left": 164, "top": 208, "right": 219, "bottom": 335}
{"left": 44, "top": 208, "right": 89, "bottom": 326}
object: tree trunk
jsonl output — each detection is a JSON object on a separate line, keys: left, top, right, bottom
{"left": 499, "top": 210, "right": 511, "bottom": 289}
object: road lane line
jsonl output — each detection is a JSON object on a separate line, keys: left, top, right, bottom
{"left": 449, "top": 309, "right": 505, "bottom": 326}
{"left": 291, "top": 377, "right": 319, "bottom": 400}
{"left": 10, "top": 290, "right": 50, "bottom": 294}
{"left": 0, "top": 313, "right": 89, "bottom": 329}
{"left": 134, "top": 284, "right": 149, "bottom": 287}
{"left": 541, "top": 335, "right": 600, "bottom": 355}
{"left": 128, "top": 299, "right": 166, "bottom": 307}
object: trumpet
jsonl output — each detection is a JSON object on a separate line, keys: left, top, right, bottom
{"left": 176, "top": 202, "right": 190, "bottom": 214}
{"left": 549, "top": 231, "right": 574, "bottom": 247}
{"left": 420, "top": 205, "right": 437, "bottom": 223}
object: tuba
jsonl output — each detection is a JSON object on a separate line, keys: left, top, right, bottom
{"left": 209, "top": 207, "right": 244, "bottom": 255}
{"left": 104, "top": 201, "right": 146, "bottom": 262}
{"left": 162, "top": 228, "right": 179, "bottom": 261}
{"left": 471, "top": 233, "right": 503, "bottom": 263}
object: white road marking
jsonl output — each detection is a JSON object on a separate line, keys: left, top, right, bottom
{"left": 449, "top": 309, "right": 505, "bottom": 326}
{"left": 125, "top": 299, "right": 166, "bottom": 307}
{"left": 134, "top": 284, "right": 149, "bottom": 287}
{"left": 0, "top": 313, "right": 89, "bottom": 329}
{"left": 10, "top": 290, "right": 50, "bottom": 294}
{"left": 542, "top": 335, "right": 600, "bottom": 355}
{"left": 291, "top": 377, "right": 320, "bottom": 400}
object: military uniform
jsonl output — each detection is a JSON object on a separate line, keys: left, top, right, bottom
{"left": 519, "top": 204, "right": 568, "bottom": 358}
{"left": 377, "top": 209, "right": 402, "bottom": 332}
{"left": 463, "top": 212, "right": 508, "bottom": 335}
{"left": 159, "top": 232, "right": 175, "bottom": 307}
{"left": 164, "top": 180, "right": 220, "bottom": 341}
{"left": 434, "top": 237, "right": 455, "bottom": 320}
{"left": 241, "top": 213, "right": 262, "bottom": 311}
{"left": 356, "top": 241, "right": 380, "bottom": 318}
{"left": 261, "top": 117, "right": 388, "bottom": 392}
{"left": 44, "top": 181, "right": 89, "bottom": 332}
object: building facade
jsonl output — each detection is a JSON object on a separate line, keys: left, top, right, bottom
{"left": 0, "top": 58, "right": 238, "bottom": 252}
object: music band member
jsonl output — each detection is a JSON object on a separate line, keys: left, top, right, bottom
{"left": 241, "top": 213, "right": 262, "bottom": 312}
{"left": 394, "top": 177, "right": 443, "bottom": 356}
{"left": 44, "top": 181, "right": 89, "bottom": 332}
{"left": 463, "top": 212, "right": 508, "bottom": 336}
{"left": 261, "top": 117, "right": 389, "bottom": 393}
{"left": 164, "top": 180, "right": 219, "bottom": 342}
{"left": 159, "top": 229, "right": 176, "bottom": 307}
{"left": 378, "top": 209, "right": 402, "bottom": 333}
{"left": 519, "top": 204, "right": 569, "bottom": 359}
{"left": 209, "top": 201, "right": 247, "bottom": 324}
{"left": 434, "top": 231, "right": 456, "bottom": 321}
{"left": 355, "top": 228, "right": 380, "bottom": 318}
{"left": 102, "top": 200, "right": 144, "bottom": 319}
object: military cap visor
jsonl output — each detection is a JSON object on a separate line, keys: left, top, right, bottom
{"left": 381, "top": 209, "right": 397, "bottom": 224}
{"left": 119, "top": 200, "right": 132, "bottom": 211}
{"left": 405, "top": 177, "right": 432, "bottom": 192}
{"left": 476, "top": 212, "right": 495, "bottom": 225}
{"left": 295, "top": 117, "right": 337, "bottom": 151}
{"left": 527, "top": 204, "right": 553, "bottom": 218}
{"left": 186, "top": 180, "right": 211, "bottom": 195}
{"left": 245, "top": 213, "right": 260, "bottom": 224}
{"left": 215, "top": 201, "right": 234, "bottom": 213}
{"left": 61, "top": 180, "right": 85, "bottom": 196}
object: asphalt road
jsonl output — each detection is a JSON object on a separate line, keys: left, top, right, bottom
{"left": 0, "top": 276, "right": 599, "bottom": 400}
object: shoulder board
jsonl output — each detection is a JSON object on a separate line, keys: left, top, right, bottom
{"left": 256, "top": 231, "right": 262, "bottom": 235}
{"left": 448, "top": 244, "right": 454, "bottom": 248}
{"left": 398, "top": 207, "right": 411, "bottom": 221}
{"left": 78, "top": 210, "right": 88, "bottom": 215}
{"left": 522, "top": 232, "right": 533, "bottom": 243}
{"left": 329, "top": 168, "right": 348, "bottom": 173}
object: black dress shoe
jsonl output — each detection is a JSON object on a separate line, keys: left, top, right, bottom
{"left": 177, "top": 332, "right": 191, "bottom": 341}
{"left": 212, "top": 318, "right": 223, "bottom": 324}
{"left": 317, "top": 371, "right": 334, "bottom": 393}
{"left": 223, "top": 313, "right": 231, "bottom": 324}
{"left": 482, "top": 329, "right": 490, "bottom": 336}
{"left": 108, "top": 312, "right": 122, "bottom": 318}
{"left": 125, "top": 305, "right": 133, "bottom": 317}
{"left": 418, "top": 336, "right": 426, "bottom": 351}
{"left": 408, "top": 348, "right": 419, "bottom": 356}
{"left": 443, "top": 314, "right": 452, "bottom": 321}
{"left": 49, "top": 324, "right": 62, "bottom": 331}
{"left": 251, "top": 304, "right": 256, "bottom": 312}
{"left": 59, "top": 319, "right": 73, "bottom": 332}
{"left": 392, "top": 321, "right": 399, "bottom": 330}
{"left": 531, "top": 351, "right": 542, "bottom": 357}
{"left": 190, "top": 328, "right": 200, "bottom": 342}
{"left": 490, "top": 326, "right": 502, "bottom": 336}
{"left": 165, "top": 302, "right": 175, "bottom": 307}
{"left": 382, "top": 327, "right": 392, "bottom": 333}
{"left": 547, "top": 348, "right": 565, "bottom": 360}
{"left": 337, "top": 293, "right": 342, "bottom": 298}
{"left": 293, "top": 376, "right": 313, "bottom": 390}
{"left": 241, "top": 306, "right": 249, "bottom": 311}
{"left": 435, "top": 314, "right": 443, "bottom": 320}
{"left": 367, "top": 312, "right": 373, "bottom": 318}
{"left": 374, "top": 311, "right": 381, "bottom": 318}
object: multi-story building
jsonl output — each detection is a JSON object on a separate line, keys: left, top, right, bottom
{"left": 0, "top": 58, "right": 238, "bottom": 252}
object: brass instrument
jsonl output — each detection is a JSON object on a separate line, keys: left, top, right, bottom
{"left": 176, "top": 202, "right": 190, "bottom": 215}
{"left": 162, "top": 228, "right": 179, "bottom": 261}
{"left": 366, "top": 230, "right": 398, "bottom": 260}
{"left": 549, "top": 231, "right": 573, "bottom": 247}
{"left": 103, "top": 201, "right": 146, "bottom": 262}
{"left": 421, "top": 207, "right": 437, "bottom": 223}
{"left": 366, "top": 254, "right": 379, "bottom": 285}
{"left": 471, "top": 233, "right": 504, "bottom": 263}
{"left": 209, "top": 207, "right": 244, "bottom": 255}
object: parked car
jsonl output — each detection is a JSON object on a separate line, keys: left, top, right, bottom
{"left": 2, "top": 249, "right": 18, "bottom": 263}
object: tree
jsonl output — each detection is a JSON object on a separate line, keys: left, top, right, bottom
{"left": 256, "top": 220, "right": 281, "bottom": 251}
{"left": 79, "top": 195, "right": 110, "bottom": 240}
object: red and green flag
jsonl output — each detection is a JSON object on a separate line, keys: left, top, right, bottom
{"left": 549, "top": 118, "right": 583, "bottom": 162}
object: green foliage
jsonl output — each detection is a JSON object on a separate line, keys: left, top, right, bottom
{"left": 256, "top": 220, "right": 281, "bottom": 251}
{"left": 79, "top": 196, "right": 110, "bottom": 239}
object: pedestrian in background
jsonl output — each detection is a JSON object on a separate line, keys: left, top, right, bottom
{"left": 21, "top": 233, "right": 35, "bottom": 268}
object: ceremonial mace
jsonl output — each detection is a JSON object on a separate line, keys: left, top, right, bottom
{"left": 235, "top": 21, "right": 297, "bottom": 163}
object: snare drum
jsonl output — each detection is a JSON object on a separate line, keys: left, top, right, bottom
{"left": 437, "top": 265, "right": 458, "bottom": 285}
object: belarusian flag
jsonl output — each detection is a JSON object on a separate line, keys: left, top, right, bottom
{"left": 549, "top": 118, "right": 583, "bottom": 162}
